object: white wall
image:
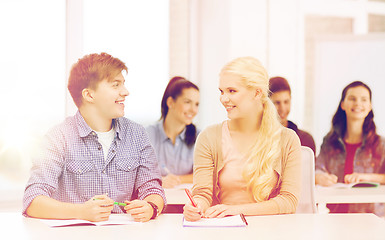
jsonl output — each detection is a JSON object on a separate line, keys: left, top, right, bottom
{"left": 191, "top": 0, "right": 273, "bottom": 129}
{"left": 190, "top": 0, "right": 385, "bottom": 150}
{"left": 313, "top": 34, "right": 385, "bottom": 152}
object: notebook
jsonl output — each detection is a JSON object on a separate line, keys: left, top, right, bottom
{"left": 39, "top": 214, "right": 141, "bottom": 227}
{"left": 332, "top": 182, "right": 380, "bottom": 189}
{"left": 183, "top": 214, "right": 247, "bottom": 227}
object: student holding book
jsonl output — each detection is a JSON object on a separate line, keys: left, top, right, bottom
{"left": 146, "top": 77, "right": 200, "bottom": 188}
{"left": 23, "top": 53, "right": 165, "bottom": 222}
{"left": 315, "top": 81, "right": 385, "bottom": 215}
{"left": 183, "top": 57, "right": 301, "bottom": 221}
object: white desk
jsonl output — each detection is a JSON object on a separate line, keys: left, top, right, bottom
{"left": 315, "top": 185, "right": 385, "bottom": 212}
{"left": 2, "top": 213, "right": 385, "bottom": 240}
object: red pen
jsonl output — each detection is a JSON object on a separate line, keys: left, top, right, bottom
{"left": 184, "top": 188, "right": 198, "bottom": 207}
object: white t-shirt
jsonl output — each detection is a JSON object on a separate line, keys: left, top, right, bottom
{"left": 95, "top": 128, "right": 115, "bottom": 161}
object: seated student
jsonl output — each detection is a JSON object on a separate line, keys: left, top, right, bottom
{"left": 183, "top": 57, "right": 301, "bottom": 221}
{"left": 315, "top": 81, "right": 385, "bottom": 216}
{"left": 269, "top": 76, "right": 316, "bottom": 155}
{"left": 23, "top": 53, "right": 165, "bottom": 222}
{"left": 146, "top": 77, "right": 200, "bottom": 188}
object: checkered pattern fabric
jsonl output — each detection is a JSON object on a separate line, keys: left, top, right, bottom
{"left": 23, "top": 111, "right": 165, "bottom": 215}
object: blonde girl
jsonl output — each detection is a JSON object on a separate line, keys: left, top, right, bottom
{"left": 183, "top": 57, "right": 301, "bottom": 221}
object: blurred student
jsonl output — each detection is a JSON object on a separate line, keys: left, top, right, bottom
{"left": 147, "top": 77, "right": 200, "bottom": 188}
{"left": 316, "top": 81, "right": 385, "bottom": 216}
{"left": 183, "top": 57, "right": 301, "bottom": 221}
{"left": 269, "top": 76, "right": 316, "bottom": 155}
{"left": 23, "top": 53, "right": 165, "bottom": 222}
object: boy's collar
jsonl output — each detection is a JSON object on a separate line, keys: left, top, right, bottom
{"left": 75, "top": 111, "right": 121, "bottom": 140}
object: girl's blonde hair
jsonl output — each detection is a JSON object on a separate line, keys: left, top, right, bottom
{"left": 220, "top": 56, "right": 283, "bottom": 202}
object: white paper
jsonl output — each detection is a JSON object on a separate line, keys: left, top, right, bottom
{"left": 331, "top": 182, "right": 379, "bottom": 189}
{"left": 40, "top": 214, "right": 141, "bottom": 227}
{"left": 183, "top": 215, "right": 247, "bottom": 227}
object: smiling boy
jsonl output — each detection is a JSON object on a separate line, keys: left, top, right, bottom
{"left": 23, "top": 53, "right": 165, "bottom": 222}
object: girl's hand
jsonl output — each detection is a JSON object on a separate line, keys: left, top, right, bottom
{"left": 204, "top": 204, "right": 239, "bottom": 218}
{"left": 183, "top": 202, "right": 203, "bottom": 222}
{"left": 162, "top": 174, "right": 181, "bottom": 188}
{"left": 315, "top": 172, "right": 338, "bottom": 186}
{"left": 344, "top": 173, "right": 369, "bottom": 184}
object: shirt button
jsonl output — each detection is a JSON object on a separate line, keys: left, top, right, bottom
{"left": 102, "top": 170, "right": 106, "bottom": 174}
{"left": 112, "top": 150, "right": 115, "bottom": 153}
{"left": 98, "top": 147, "right": 102, "bottom": 150}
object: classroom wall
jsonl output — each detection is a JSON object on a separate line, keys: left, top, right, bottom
{"left": 190, "top": 0, "right": 304, "bottom": 129}
{"left": 312, "top": 34, "right": 385, "bottom": 151}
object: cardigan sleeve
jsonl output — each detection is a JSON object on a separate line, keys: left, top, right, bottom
{"left": 268, "top": 129, "right": 302, "bottom": 214}
{"left": 191, "top": 125, "right": 218, "bottom": 207}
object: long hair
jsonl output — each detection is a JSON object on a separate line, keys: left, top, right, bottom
{"left": 220, "top": 57, "right": 283, "bottom": 202}
{"left": 328, "top": 81, "right": 379, "bottom": 150}
{"left": 160, "top": 76, "right": 199, "bottom": 147}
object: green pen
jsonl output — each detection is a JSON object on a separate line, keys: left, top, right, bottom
{"left": 114, "top": 202, "right": 127, "bottom": 206}
{"left": 93, "top": 198, "right": 127, "bottom": 206}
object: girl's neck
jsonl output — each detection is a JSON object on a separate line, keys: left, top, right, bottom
{"left": 163, "top": 114, "right": 185, "bottom": 144}
{"left": 344, "top": 119, "right": 364, "bottom": 144}
{"left": 229, "top": 111, "right": 262, "bottom": 134}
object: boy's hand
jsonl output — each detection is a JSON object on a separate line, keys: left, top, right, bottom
{"left": 124, "top": 200, "right": 153, "bottom": 222}
{"left": 80, "top": 194, "right": 114, "bottom": 222}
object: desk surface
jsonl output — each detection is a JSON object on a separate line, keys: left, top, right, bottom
{"left": 315, "top": 185, "right": 385, "bottom": 204}
{"left": 2, "top": 213, "right": 385, "bottom": 240}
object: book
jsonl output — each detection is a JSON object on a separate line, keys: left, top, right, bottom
{"left": 332, "top": 182, "right": 380, "bottom": 189}
{"left": 183, "top": 214, "right": 247, "bottom": 228}
{"left": 39, "top": 214, "right": 141, "bottom": 227}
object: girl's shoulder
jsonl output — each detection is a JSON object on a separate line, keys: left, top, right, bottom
{"left": 199, "top": 122, "right": 223, "bottom": 135}
{"left": 280, "top": 127, "right": 301, "bottom": 145}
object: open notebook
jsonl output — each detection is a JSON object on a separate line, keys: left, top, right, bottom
{"left": 332, "top": 182, "right": 380, "bottom": 189}
{"left": 183, "top": 214, "right": 247, "bottom": 227}
{"left": 39, "top": 214, "right": 141, "bottom": 227}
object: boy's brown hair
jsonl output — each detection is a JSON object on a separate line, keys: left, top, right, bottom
{"left": 68, "top": 52, "right": 128, "bottom": 107}
{"left": 268, "top": 76, "right": 291, "bottom": 96}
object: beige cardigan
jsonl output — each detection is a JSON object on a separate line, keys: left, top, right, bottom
{"left": 192, "top": 123, "right": 302, "bottom": 214}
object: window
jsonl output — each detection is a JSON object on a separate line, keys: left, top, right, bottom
{"left": 0, "top": 0, "right": 65, "bottom": 210}
{"left": 82, "top": 0, "right": 169, "bottom": 126}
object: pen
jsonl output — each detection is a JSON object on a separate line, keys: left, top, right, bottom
{"left": 113, "top": 202, "right": 127, "bottom": 206}
{"left": 184, "top": 188, "right": 198, "bottom": 207}
{"left": 93, "top": 198, "right": 127, "bottom": 206}
{"left": 240, "top": 213, "right": 248, "bottom": 226}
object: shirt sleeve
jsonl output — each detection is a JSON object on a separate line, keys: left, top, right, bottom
{"left": 22, "top": 129, "right": 65, "bottom": 216}
{"left": 134, "top": 127, "right": 166, "bottom": 205}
